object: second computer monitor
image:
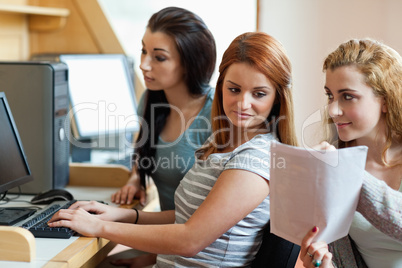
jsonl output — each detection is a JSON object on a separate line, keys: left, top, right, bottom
{"left": 60, "top": 54, "right": 140, "bottom": 151}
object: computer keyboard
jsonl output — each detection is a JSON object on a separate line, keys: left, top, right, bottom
{"left": 21, "top": 200, "right": 77, "bottom": 239}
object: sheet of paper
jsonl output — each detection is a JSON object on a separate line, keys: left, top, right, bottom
{"left": 269, "top": 141, "right": 368, "bottom": 246}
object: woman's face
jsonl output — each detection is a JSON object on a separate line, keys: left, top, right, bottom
{"left": 222, "top": 62, "right": 276, "bottom": 132}
{"left": 139, "top": 29, "right": 185, "bottom": 91}
{"left": 325, "top": 65, "right": 387, "bottom": 144}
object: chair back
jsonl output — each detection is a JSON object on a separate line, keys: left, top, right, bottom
{"left": 251, "top": 221, "right": 300, "bottom": 268}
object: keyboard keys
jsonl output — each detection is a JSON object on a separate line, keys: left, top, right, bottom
{"left": 22, "top": 200, "right": 76, "bottom": 239}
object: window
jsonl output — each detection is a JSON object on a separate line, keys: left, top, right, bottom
{"left": 98, "top": 0, "right": 257, "bottom": 87}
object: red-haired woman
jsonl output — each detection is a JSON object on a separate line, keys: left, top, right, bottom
{"left": 49, "top": 32, "right": 298, "bottom": 267}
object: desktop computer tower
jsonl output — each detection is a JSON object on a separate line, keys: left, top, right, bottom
{"left": 0, "top": 62, "right": 70, "bottom": 194}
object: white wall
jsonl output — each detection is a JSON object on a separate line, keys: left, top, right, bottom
{"left": 259, "top": 0, "right": 402, "bottom": 146}
{"left": 98, "top": 0, "right": 257, "bottom": 89}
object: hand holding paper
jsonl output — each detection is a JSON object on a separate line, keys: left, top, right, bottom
{"left": 269, "top": 141, "right": 368, "bottom": 245}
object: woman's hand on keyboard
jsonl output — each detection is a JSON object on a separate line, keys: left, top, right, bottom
{"left": 47, "top": 201, "right": 138, "bottom": 236}
{"left": 67, "top": 201, "right": 137, "bottom": 223}
{"left": 47, "top": 205, "right": 104, "bottom": 237}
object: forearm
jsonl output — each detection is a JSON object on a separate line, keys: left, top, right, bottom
{"left": 116, "top": 208, "right": 174, "bottom": 225}
{"left": 357, "top": 171, "right": 402, "bottom": 241}
{"left": 99, "top": 221, "right": 200, "bottom": 256}
{"left": 136, "top": 210, "right": 175, "bottom": 225}
{"left": 127, "top": 166, "right": 140, "bottom": 185}
{"left": 102, "top": 171, "right": 269, "bottom": 256}
{"left": 81, "top": 203, "right": 174, "bottom": 225}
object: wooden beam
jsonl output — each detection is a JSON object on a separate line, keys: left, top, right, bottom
{"left": 0, "top": 3, "right": 69, "bottom": 31}
{"left": 29, "top": 14, "right": 67, "bottom": 31}
{"left": 0, "top": 3, "right": 69, "bottom": 17}
{"left": 72, "top": 0, "right": 124, "bottom": 53}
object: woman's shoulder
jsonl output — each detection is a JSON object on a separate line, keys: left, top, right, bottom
{"left": 206, "top": 87, "right": 215, "bottom": 99}
{"left": 224, "top": 134, "right": 275, "bottom": 180}
{"left": 196, "top": 87, "right": 214, "bottom": 119}
{"left": 243, "top": 133, "right": 276, "bottom": 148}
{"left": 232, "top": 133, "right": 276, "bottom": 157}
{"left": 202, "top": 87, "right": 214, "bottom": 109}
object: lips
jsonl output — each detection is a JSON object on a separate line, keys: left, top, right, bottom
{"left": 234, "top": 111, "right": 252, "bottom": 119}
{"left": 335, "top": 122, "right": 351, "bottom": 129}
{"left": 143, "top": 75, "right": 154, "bottom": 82}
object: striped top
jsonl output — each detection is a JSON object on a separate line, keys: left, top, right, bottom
{"left": 155, "top": 133, "right": 274, "bottom": 267}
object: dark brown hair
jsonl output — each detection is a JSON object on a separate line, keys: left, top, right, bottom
{"left": 136, "top": 7, "right": 216, "bottom": 184}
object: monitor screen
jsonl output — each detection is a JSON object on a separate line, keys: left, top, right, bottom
{"left": 0, "top": 92, "right": 34, "bottom": 193}
{"left": 59, "top": 54, "right": 139, "bottom": 141}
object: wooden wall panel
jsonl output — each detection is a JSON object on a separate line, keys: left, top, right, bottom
{"left": 28, "top": 0, "right": 100, "bottom": 55}
{"left": 0, "top": 14, "right": 28, "bottom": 60}
{"left": 0, "top": 0, "right": 29, "bottom": 60}
{"left": 28, "top": 0, "right": 124, "bottom": 55}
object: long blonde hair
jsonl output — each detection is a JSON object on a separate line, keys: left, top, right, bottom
{"left": 323, "top": 38, "right": 402, "bottom": 165}
{"left": 204, "top": 32, "right": 298, "bottom": 154}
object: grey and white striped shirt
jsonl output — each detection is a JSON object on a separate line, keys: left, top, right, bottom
{"left": 155, "top": 133, "right": 274, "bottom": 267}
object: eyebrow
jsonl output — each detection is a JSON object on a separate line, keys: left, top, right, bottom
{"left": 227, "top": 80, "right": 241, "bottom": 87}
{"left": 324, "top": 86, "right": 356, "bottom": 93}
{"left": 227, "top": 80, "right": 272, "bottom": 90}
{"left": 154, "top": 48, "right": 169, "bottom": 53}
{"left": 141, "top": 41, "right": 170, "bottom": 53}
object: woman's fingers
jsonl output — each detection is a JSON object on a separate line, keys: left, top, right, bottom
{"left": 300, "top": 226, "right": 333, "bottom": 267}
{"left": 311, "top": 245, "right": 329, "bottom": 266}
{"left": 48, "top": 208, "right": 75, "bottom": 223}
{"left": 321, "top": 252, "right": 333, "bottom": 267}
{"left": 301, "top": 226, "right": 319, "bottom": 258}
{"left": 112, "top": 185, "right": 138, "bottom": 204}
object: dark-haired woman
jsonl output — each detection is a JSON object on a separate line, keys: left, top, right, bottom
{"left": 111, "top": 6, "right": 216, "bottom": 210}
{"left": 110, "top": 6, "right": 216, "bottom": 267}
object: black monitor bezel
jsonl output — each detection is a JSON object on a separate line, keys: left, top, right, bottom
{"left": 0, "top": 92, "right": 34, "bottom": 193}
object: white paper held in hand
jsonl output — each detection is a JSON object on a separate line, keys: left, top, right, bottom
{"left": 269, "top": 141, "right": 368, "bottom": 246}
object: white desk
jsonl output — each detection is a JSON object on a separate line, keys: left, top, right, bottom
{"left": 0, "top": 186, "right": 122, "bottom": 267}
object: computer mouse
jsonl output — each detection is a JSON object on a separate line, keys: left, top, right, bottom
{"left": 31, "top": 189, "right": 74, "bottom": 205}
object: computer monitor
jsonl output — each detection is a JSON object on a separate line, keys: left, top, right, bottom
{"left": 0, "top": 92, "right": 34, "bottom": 194}
{"left": 59, "top": 54, "right": 140, "bottom": 151}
